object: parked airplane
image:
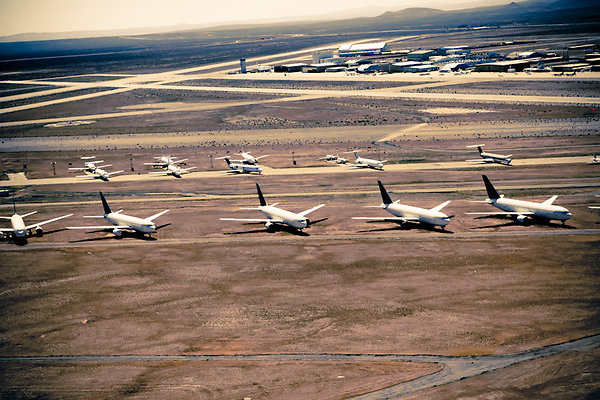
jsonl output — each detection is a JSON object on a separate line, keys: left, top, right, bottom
{"left": 149, "top": 164, "right": 196, "bottom": 178}
{"left": 319, "top": 154, "right": 348, "bottom": 164}
{"left": 144, "top": 156, "right": 188, "bottom": 168}
{"left": 466, "top": 175, "right": 572, "bottom": 224}
{"left": 69, "top": 156, "right": 107, "bottom": 173}
{"left": 235, "top": 150, "right": 268, "bottom": 165}
{"left": 67, "top": 192, "right": 169, "bottom": 238}
{"left": 593, "top": 154, "right": 599, "bottom": 164}
{"left": 76, "top": 166, "right": 124, "bottom": 181}
{"left": 352, "top": 181, "right": 451, "bottom": 229}
{"left": 345, "top": 150, "right": 386, "bottom": 170}
{"left": 218, "top": 156, "right": 262, "bottom": 174}
{"left": 0, "top": 200, "right": 72, "bottom": 243}
{"left": 466, "top": 144, "right": 512, "bottom": 165}
{"left": 220, "top": 183, "right": 324, "bottom": 231}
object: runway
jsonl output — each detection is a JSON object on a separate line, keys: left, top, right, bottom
{"left": 1, "top": 334, "right": 598, "bottom": 399}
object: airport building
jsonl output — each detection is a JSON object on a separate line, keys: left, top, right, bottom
{"left": 407, "top": 49, "right": 436, "bottom": 61}
{"left": 274, "top": 63, "right": 309, "bottom": 73}
{"left": 474, "top": 59, "right": 532, "bottom": 72}
{"left": 338, "top": 42, "right": 390, "bottom": 57}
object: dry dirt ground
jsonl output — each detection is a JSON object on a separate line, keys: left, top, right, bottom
{"left": 1, "top": 30, "right": 600, "bottom": 398}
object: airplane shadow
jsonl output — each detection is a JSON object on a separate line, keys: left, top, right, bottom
{"left": 69, "top": 230, "right": 162, "bottom": 243}
{"left": 357, "top": 221, "right": 453, "bottom": 234}
{"left": 224, "top": 224, "right": 310, "bottom": 237}
{"left": 471, "top": 216, "right": 576, "bottom": 229}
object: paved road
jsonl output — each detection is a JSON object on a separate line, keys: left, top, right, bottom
{"left": 0, "top": 334, "right": 597, "bottom": 399}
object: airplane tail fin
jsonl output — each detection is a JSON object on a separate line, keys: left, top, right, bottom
{"left": 377, "top": 180, "right": 393, "bottom": 205}
{"left": 482, "top": 175, "right": 500, "bottom": 200}
{"left": 477, "top": 146, "right": 483, "bottom": 154}
{"left": 256, "top": 183, "right": 267, "bottom": 206}
{"left": 99, "top": 192, "right": 112, "bottom": 215}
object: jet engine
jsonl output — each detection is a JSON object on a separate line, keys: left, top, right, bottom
{"left": 516, "top": 215, "right": 528, "bottom": 224}
{"left": 35, "top": 226, "right": 43, "bottom": 237}
{"left": 112, "top": 228, "right": 123, "bottom": 237}
{"left": 264, "top": 221, "right": 275, "bottom": 231}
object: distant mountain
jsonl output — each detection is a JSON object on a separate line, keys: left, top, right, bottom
{"left": 0, "top": 0, "right": 597, "bottom": 45}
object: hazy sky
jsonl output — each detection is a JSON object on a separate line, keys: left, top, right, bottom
{"left": 0, "top": 0, "right": 515, "bottom": 36}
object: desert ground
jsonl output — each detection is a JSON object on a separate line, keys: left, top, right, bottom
{"left": 1, "top": 25, "right": 600, "bottom": 398}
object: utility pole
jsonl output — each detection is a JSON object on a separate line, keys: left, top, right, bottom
{"left": 209, "top": 154, "right": 214, "bottom": 169}
{"left": 291, "top": 151, "right": 296, "bottom": 166}
{"left": 51, "top": 161, "right": 56, "bottom": 176}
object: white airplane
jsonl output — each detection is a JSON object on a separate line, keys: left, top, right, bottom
{"left": 144, "top": 156, "right": 188, "bottom": 168}
{"left": 352, "top": 181, "right": 451, "bottom": 229}
{"left": 0, "top": 201, "right": 72, "bottom": 243}
{"left": 345, "top": 150, "right": 386, "bottom": 170}
{"left": 149, "top": 164, "right": 196, "bottom": 178}
{"left": 235, "top": 150, "right": 268, "bottom": 165}
{"left": 76, "top": 166, "right": 124, "bottom": 181}
{"left": 220, "top": 183, "right": 325, "bottom": 231}
{"left": 69, "top": 156, "right": 107, "bottom": 173}
{"left": 319, "top": 154, "right": 348, "bottom": 164}
{"left": 466, "top": 175, "right": 572, "bottom": 224}
{"left": 67, "top": 192, "right": 169, "bottom": 238}
{"left": 218, "top": 156, "right": 262, "bottom": 174}
{"left": 466, "top": 144, "right": 512, "bottom": 165}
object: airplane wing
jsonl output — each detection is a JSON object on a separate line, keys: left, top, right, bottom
{"left": 298, "top": 204, "right": 325, "bottom": 217}
{"left": 0, "top": 228, "right": 14, "bottom": 232}
{"left": 146, "top": 210, "right": 169, "bottom": 221}
{"left": 25, "top": 213, "right": 73, "bottom": 230}
{"left": 181, "top": 167, "right": 197, "bottom": 172}
{"left": 349, "top": 163, "right": 370, "bottom": 168}
{"left": 76, "top": 174, "right": 97, "bottom": 178}
{"left": 256, "top": 155, "right": 269, "bottom": 160}
{"left": 173, "top": 158, "right": 188, "bottom": 164}
{"left": 542, "top": 195, "right": 558, "bottom": 206}
{"left": 465, "top": 212, "right": 535, "bottom": 215}
{"left": 220, "top": 218, "right": 284, "bottom": 223}
{"left": 107, "top": 170, "right": 124, "bottom": 176}
{"left": 149, "top": 171, "right": 170, "bottom": 175}
{"left": 430, "top": 200, "right": 451, "bottom": 213}
{"left": 67, "top": 225, "right": 129, "bottom": 230}
{"left": 352, "top": 217, "right": 420, "bottom": 222}
{"left": 144, "top": 162, "right": 166, "bottom": 166}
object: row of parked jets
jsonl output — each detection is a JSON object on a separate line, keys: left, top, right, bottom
{"left": 1, "top": 175, "right": 580, "bottom": 244}
{"left": 68, "top": 146, "right": 599, "bottom": 182}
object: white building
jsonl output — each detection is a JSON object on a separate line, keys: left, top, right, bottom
{"left": 338, "top": 42, "right": 390, "bottom": 57}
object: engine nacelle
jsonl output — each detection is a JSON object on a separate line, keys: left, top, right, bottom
{"left": 112, "top": 228, "right": 123, "bottom": 237}
{"left": 35, "top": 226, "right": 44, "bottom": 237}
{"left": 264, "top": 221, "right": 275, "bottom": 231}
{"left": 516, "top": 215, "right": 528, "bottom": 223}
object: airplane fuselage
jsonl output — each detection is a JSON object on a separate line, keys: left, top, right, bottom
{"left": 105, "top": 213, "right": 156, "bottom": 233}
{"left": 229, "top": 163, "right": 262, "bottom": 174}
{"left": 356, "top": 157, "right": 384, "bottom": 170}
{"left": 10, "top": 214, "right": 27, "bottom": 238}
{"left": 385, "top": 203, "right": 451, "bottom": 227}
{"left": 480, "top": 152, "right": 511, "bottom": 164}
{"left": 491, "top": 198, "right": 572, "bottom": 221}
{"left": 259, "top": 206, "right": 308, "bottom": 229}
